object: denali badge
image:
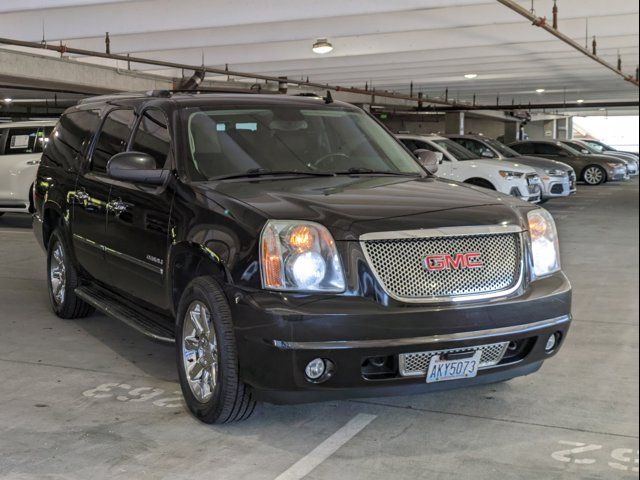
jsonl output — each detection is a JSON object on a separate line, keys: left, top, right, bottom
{"left": 423, "top": 252, "right": 483, "bottom": 271}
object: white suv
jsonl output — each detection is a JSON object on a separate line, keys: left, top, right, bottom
{"left": 0, "top": 120, "right": 56, "bottom": 215}
{"left": 398, "top": 134, "right": 542, "bottom": 203}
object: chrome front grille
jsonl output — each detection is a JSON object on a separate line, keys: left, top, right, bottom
{"left": 399, "top": 342, "right": 510, "bottom": 377}
{"left": 360, "top": 227, "right": 523, "bottom": 302}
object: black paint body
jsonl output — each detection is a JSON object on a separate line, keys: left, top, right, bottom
{"left": 33, "top": 94, "right": 572, "bottom": 403}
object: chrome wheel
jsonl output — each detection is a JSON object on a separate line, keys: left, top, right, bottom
{"left": 584, "top": 166, "right": 604, "bottom": 185}
{"left": 49, "top": 242, "right": 66, "bottom": 305}
{"left": 182, "top": 301, "right": 218, "bottom": 402}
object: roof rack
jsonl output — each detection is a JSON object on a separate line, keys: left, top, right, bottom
{"left": 78, "top": 87, "right": 272, "bottom": 105}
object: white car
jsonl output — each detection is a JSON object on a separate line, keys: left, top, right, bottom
{"left": 398, "top": 134, "right": 542, "bottom": 203}
{"left": 0, "top": 120, "right": 56, "bottom": 215}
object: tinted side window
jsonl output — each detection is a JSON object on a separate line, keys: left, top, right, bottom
{"left": 511, "top": 143, "right": 534, "bottom": 154}
{"left": 400, "top": 139, "right": 417, "bottom": 152}
{"left": 4, "top": 128, "right": 39, "bottom": 155}
{"left": 92, "top": 109, "right": 136, "bottom": 174}
{"left": 534, "top": 143, "right": 561, "bottom": 155}
{"left": 45, "top": 110, "right": 101, "bottom": 171}
{"left": 459, "top": 139, "right": 484, "bottom": 156}
{"left": 130, "top": 109, "right": 171, "bottom": 169}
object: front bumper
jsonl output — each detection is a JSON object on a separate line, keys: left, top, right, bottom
{"left": 229, "top": 272, "right": 572, "bottom": 404}
{"left": 607, "top": 166, "right": 628, "bottom": 181}
{"left": 540, "top": 174, "right": 573, "bottom": 199}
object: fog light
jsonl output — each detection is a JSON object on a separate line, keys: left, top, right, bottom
{"left": 545, "top": 334, "right": 557, "bottom": 352}
{"left": 305, "top": 358, "right": 326, "bottom": 380}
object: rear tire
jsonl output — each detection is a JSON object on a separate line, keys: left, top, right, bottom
{"left": 582, "top": 165, "right": 606, "bottom": 185}
{"left": 176, "top": 276, "right": 256, "bottom": 424}
{"left": 47, "top": 229, "right": 94, "bottom": 319}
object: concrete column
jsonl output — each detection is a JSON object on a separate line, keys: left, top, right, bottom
{"left": 504, "top": 122, "right": 520, "bottom": 143}
{"left": 444, "top": 112, "right": 465, "bottom": 135}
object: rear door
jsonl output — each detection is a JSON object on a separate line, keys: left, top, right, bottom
{"left": 0, "top": 126, "right": 43, "bottom": 208}
{"left": 103, "top": 108, "right": 174, "bottom": 310}
{"left": 72, "top": 108, "right": 136, "bottom": 284}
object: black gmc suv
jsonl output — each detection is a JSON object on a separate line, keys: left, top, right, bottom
{"left": 33, "top": 91, "right": 572, "bottom": 423}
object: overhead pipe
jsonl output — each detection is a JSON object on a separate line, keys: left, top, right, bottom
{"left": 418, "top": 100, "right": 639, "bottom": 111}
{"left": 0, "top": 36, "right": 455, "bottom": 106}
{"left": 496, "top": 0, "right": 639, "bottom": 87}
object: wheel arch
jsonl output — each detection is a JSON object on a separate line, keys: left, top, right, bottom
{"left": 167, "top": 241, "right": 231, "bottom": 318}
{"left": 463, "top": 177, "right": 496, "bottom": 190}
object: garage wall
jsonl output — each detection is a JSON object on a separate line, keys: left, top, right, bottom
{"left": 379, "top": 115, "right": 445, "bottom": 134}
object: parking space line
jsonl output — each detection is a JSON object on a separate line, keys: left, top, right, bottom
{"left": 274, "top": 413, "right": 377, "bottom": 480}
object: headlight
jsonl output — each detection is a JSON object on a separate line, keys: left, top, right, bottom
{"left": 527, "top": 209, "right": 561, "bottom": 279}
{"left": 607, "top": 162, "right": 623, "bottom": 168}
{"left": 499, "top": 170, "right": 525, "bottom": 179}
{"left": 544, "top": 168, "right": 565, "bottom": 176}
{"left": 260, "top": 220, "right": 345, "bottom": 292}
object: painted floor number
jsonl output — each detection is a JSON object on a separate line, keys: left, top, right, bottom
{"left": 552, "top": 441, "right": 639, "bottom": 473}
{"left": 83, "top": 382, "right": 182, "bottom": 408}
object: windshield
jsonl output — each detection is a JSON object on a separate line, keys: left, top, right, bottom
{"left": 565, "top": 141, "right": 594, "bottom": 154}
{"left": 432, "top": 139, "right": 479, "bottom": 161}
{"left": 182, "top": 105, "right": 424, "bottom": 180}
{"left": 484, "top": 138, "right": 520, "bottom": 158}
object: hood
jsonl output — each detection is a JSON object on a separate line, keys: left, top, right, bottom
{"left": 511, "top": 155, "right": 574, "bottom": 172}
{"left": 470, "top": 158, "right": 536, "bottom": 173}
{"left": 580, "top": 154, "right": 627, "bottom": 165}
{"left": 197, "top": 175, "right": 528, "bottom": 240}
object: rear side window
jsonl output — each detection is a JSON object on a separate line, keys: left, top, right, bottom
{"left": 534, "top": 143, "right": 562, "bottom": 155}
{"left": 511, "top": 143, "right": 534, "bottom": 154}
{"left": 91, "top": 109, "right": 136, "bottom": 174}
{"left": 130, "top": 109, "right": 171, "bottom": 169}
{"left": 3, "top": 127, "right": 39, "bottom": 155}
{"left": 45, "top": 110, "right": 101, "bottom": 172}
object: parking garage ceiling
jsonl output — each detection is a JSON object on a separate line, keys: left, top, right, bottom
{"left": 0, "top": 0, "right": 638, "bottom": 108}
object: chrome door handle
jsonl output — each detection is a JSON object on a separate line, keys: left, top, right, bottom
{"left": 108, "top": 199, "right": 128, "bottom": 214}
{"left": 76, "top": 190, "right": 90, "bottom": 201}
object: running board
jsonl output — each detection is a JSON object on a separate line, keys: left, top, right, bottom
{"left": 75, "top": 286, "right": 175, "bottom": 344}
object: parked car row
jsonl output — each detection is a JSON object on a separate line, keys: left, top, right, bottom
{"left": 0, "top": 117, "right": 636, "bottom": 218}
{"left": 395, "top": 133, "right": 635, "bottom": 205}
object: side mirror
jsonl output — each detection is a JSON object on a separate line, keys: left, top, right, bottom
{"left": 481, "top": 149, "right": 495, "bottom": 158}
{"left": 107, "top": 152, "right": 169, "bottom": 185}
{"left": 413, "top": 149, "right": 439, "bottom": 174}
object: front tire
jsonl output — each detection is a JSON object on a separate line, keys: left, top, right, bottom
{"left": 582, "top": 165, "right": 606, "bottom": 185}
{"left": 176, "top": 277, "right": 256, "bottom": 424}
{"left": 47, "top": 229, "right": 94, "bottom": 319}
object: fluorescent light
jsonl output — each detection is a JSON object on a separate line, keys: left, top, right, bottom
{"left": 576, "top": 99, "right": 585, "bottom": 103}
{"left": 535, "top": 88, "right": 545, "bottom": 93}
{"left": 464, "top": 73, "right": 478, "bottom": 79}
{"left": 312, "top": 38, "right": 333, "bottom": 54}
{"left": 3, "top": 98, "right": 12, "bottom": 103}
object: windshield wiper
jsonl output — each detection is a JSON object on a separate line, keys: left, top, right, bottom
{"left": 213, "top": 168, "right": 335, "bottom": 180}
{"left": 334, "top": 168, "right": 421, "bottom": 176}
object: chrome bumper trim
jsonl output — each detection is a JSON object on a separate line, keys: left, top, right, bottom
{"left": 271, "top": 315, "right": 571, "bottom": 350}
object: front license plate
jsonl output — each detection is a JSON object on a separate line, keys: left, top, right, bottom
{"left": 426, "top": 351, "right": 482, "bottom": 383}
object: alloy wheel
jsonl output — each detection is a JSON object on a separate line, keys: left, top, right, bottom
{"left": 49, "top": 242, "right": 66, "bottom": 305}
{"left": 182, "top": 301, "right": 218, "bottom": 402}
{"left": 584, "top": 167, "right": 604, "bottom": 185}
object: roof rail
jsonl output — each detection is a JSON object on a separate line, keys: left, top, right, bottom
{"left": 77, "top": 92, "right": 148, "bottom": 105}
{"left": 78, "top": 87, "right": 275, "bottom": 105}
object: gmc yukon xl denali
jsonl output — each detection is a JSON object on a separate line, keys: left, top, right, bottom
{"left": 33, "top": 92, "right": 572, "bottom": 424}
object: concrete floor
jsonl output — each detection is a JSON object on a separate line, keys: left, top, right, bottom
{"left": 0, "top": 180, "right": 638, "bottom": 480}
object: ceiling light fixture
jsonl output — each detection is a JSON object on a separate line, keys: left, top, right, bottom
{"left": 576, "top": 99, "right": 585, "bottom": 103}
{"left": 312, "top": 38, "right": 333, "bottom": 55}
{"left": 535, "top": 88, "right": 545, "bottom": 93}
{"left": 3, "top": 98, "right": 12, "bottom": 103}
{"left": 464, "top": 73, "right": 478, "bottom": 79}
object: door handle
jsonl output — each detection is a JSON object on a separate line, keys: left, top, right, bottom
{"left": 75, "top": 190, "right": 90, "bottom": 202}
{"left": 108, "top": 199, "right": 128, "bottom": 214}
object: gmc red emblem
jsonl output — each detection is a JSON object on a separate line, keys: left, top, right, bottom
{"left": 423, "top": 252, "right": 484, "bottom": 271}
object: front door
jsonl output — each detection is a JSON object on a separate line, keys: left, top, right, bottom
{"left": 104, "top": 108, "right": 174, "bottom": 310}
{"left": 72, "top": 108, "right": 136, "bottom": 285}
